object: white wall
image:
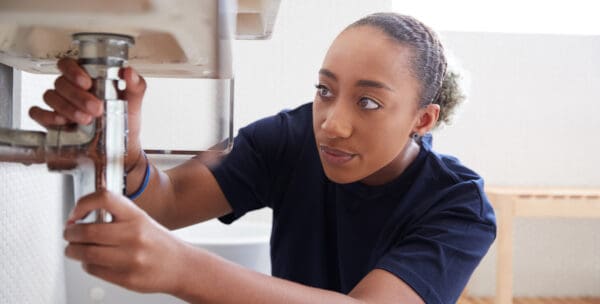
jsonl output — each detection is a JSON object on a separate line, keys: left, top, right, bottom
{"left": 435, "top": 32, "right": 600, "bottom": 187}
{"left": 0, "top": 164, "right": 66, "bottom": 304}
{"left": 434, "top": 31, "right": 600, "bottom": 296}
{"left": 0, "top": 72, "right": 66, "bottom": 304}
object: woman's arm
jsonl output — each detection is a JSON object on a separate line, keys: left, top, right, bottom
{"left": 64, "top": 191, "right": 424, "bottom": 304}
{"left": 175, "top": 246, "right": 425, "bottom": 304}
{"left": 129, "top": 152, "right": 233, "bottom": 230}
{"left": 31, "top": 58, "right": 233, "bottom": 229}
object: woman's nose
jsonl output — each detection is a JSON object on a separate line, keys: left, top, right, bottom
{"left": 320, "top": 103, "right": 352, "bottom": 139}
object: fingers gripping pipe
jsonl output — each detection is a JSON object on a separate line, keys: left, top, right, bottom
{"left": 0, "top": 33, "right": 134, "bottom": 223}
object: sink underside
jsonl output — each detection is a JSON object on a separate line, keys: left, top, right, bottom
{"left": 0, "top": 0, "right": 280, "bottom": 78}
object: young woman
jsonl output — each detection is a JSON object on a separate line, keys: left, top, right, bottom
{"left": 31, "top": 13, "right": 496, "bottom": 304}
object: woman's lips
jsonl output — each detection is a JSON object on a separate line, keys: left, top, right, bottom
{"left": 319, "top": 145, "right": 357, "bottom": 165}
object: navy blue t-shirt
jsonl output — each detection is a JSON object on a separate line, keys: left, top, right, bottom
{"left": 210, "top": 103, "right": 496, "bottom": 303}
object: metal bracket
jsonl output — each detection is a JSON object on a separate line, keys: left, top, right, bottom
{"left": 0, "top": 63, "right": 13, "bottom": 128}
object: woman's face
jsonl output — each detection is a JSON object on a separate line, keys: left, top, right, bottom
{"left": 313, "top": 25, "right": 423, "bottom": 185}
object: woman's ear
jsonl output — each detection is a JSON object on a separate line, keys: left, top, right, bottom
{"left": 412, "top": 104, "right": 440, "bottom": 136}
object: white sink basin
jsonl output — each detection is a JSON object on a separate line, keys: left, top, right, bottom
{"left": 64, "top": 219, "right": 272, "bottom": 304}
{"left": 172, "top": 219, "right": 272, "bottom": 274}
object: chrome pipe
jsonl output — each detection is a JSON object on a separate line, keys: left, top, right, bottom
{"left": 72, "top": 33, "right": 133, "bottom": 223}
{"left": 0, "top": 33, "right": 134, "bottom": 223}
{"left": 0, "top": 129, "right": 46, "bottom": 164}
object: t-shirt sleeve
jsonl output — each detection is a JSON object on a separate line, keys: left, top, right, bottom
{"left": 209, "top": 112, "right": 294, "bottom": 224}
{"left": 375, "top": 180, "right": 496, "bottom": 304}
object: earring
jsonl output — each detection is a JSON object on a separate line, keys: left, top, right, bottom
{"left": 411, "top": 132, "right": 420, "bottom": 141}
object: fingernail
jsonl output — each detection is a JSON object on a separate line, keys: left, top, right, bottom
{"left": 131, "top": 71, "right": 139, "bottom": 84}
{"left": 74, "top": 111, "right": 90, "bottom": 124}
{"left": 86, "top": 101, "right": 98, "bottom": 115}
{"left": 77, "top": 76, "right": 88, "bottom": 88}
{"left": 67, "top": 209, "right": 75, "bottom": 222}
{"left": 55, "top": 115, "right": 67, "bottom": 124}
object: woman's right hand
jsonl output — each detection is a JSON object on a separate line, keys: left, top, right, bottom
{"left": 29, "top": 57, "right": 147, "bottom": 172}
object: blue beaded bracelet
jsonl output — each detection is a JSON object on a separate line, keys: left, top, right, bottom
{"left": 127, "top": 153, "right": 150, "bottom": 200}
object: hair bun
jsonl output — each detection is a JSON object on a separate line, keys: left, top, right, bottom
{"left": 434, "top": 69, "right": 465, "bottom": 127}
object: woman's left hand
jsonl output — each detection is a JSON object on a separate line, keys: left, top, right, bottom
{"left": 63, "top": 191, "right": 188, "bottom": 294}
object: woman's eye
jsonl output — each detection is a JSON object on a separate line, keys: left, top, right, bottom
{"left": 315, "top": 84, "right": 333, "bottom": 98}
{"left": 358, "top": 97, "right": 381, "bottom": 110}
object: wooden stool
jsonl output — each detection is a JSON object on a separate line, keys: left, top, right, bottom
{"left": 485, "top": 187, "right": 600, "bottom": 304}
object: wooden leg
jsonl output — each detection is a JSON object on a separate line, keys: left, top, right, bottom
{"left": 494, "top": 196, "right": 514, "bottom": 304}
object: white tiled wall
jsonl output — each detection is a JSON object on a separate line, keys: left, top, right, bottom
{"left": 1, "top": 68, "right": 67, "bottom": 303}
{"left": 0, "top": 163, "right": 66, "bottom": 304}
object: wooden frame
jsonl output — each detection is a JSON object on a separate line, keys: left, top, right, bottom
{"left": 485, "top": 187, "right": 600, "bottom": 304}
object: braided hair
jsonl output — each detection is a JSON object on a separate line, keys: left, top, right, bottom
{"left": 348, "top": 13, "right": 465, "bottom": 128}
